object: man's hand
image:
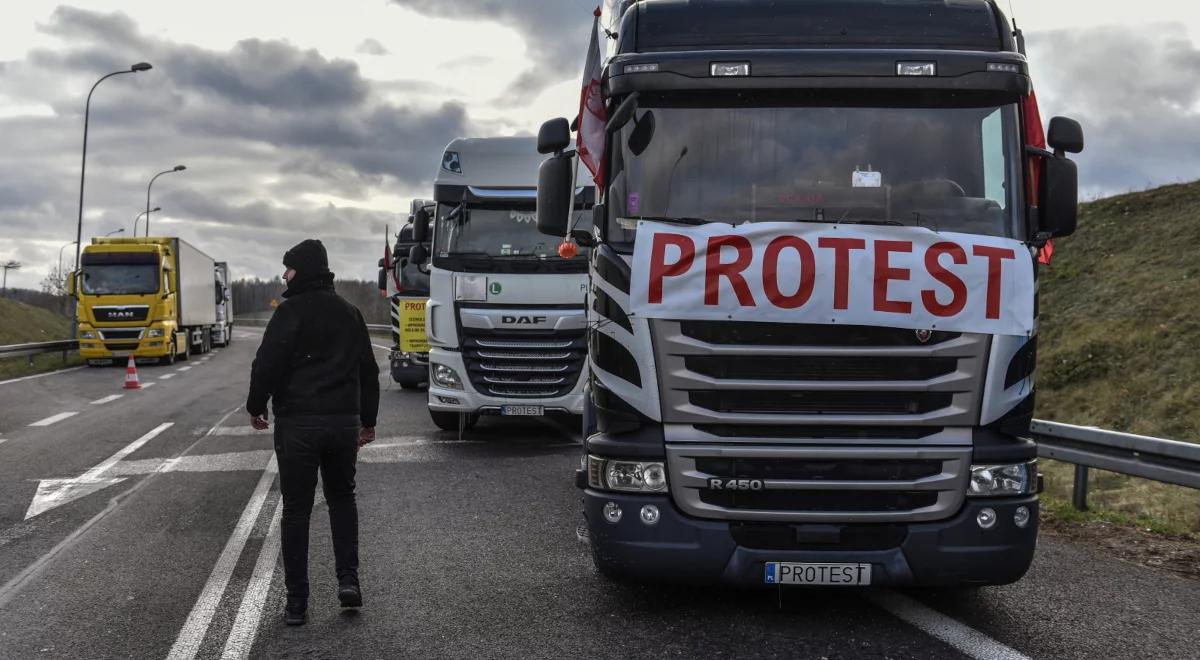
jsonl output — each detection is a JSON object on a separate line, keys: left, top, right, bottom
{"left": 358, "top": 426, "right": 376, "bottom": 448}
{"left": 250, "top": 413, "right": 270, "bottom": 430}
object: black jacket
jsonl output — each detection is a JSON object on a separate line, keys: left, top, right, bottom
{"left": 246, "top": 274, "right": 380, "bottom": 427}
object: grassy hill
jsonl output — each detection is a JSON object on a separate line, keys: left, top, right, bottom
{"left": 0, "top": 296, "right": 79, "bottom": 380}
{"left": 1037, "top": 182, "right": 1200, "bottom": 531}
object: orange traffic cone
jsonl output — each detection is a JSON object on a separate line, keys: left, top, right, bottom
{"left": 123, "top": 355, "right": 141, "bottom": 390}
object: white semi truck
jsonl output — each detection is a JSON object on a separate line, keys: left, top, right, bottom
{"left": 212, "top": 261, "right": 233, "bottom": 347}
{"left": 411, "top": 137, "right": 593, "bottom": 431}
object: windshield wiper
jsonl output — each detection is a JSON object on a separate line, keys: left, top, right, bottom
{"left": 628, "top": 215, "right": 712, "bottom": 226}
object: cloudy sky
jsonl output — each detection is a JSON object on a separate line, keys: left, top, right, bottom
{"left": 1, "top": 0, "right": 1198, "bottom": 290}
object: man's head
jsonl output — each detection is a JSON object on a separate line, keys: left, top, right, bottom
{"left": 282, "top": 239, "right": 329, "bottom": 282}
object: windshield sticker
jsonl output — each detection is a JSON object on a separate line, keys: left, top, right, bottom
{"left": 852, "top": 168, "right": 882, "bottom": 188}
{"left": 629, "top": 220, "right": 1035, "bottom": 336}
{"left": 628, "top": 192, "right": 641, "bottom": 215}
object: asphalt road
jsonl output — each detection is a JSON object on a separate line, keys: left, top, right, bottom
{"left": 0, "top": 329, "right": 1196, "bottom": 659}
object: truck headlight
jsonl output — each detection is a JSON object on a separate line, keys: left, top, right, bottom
{"left": 431, "top": 364, "right": 463, "bottom": 390}
{"left": 968, "top": 461, "right": 1038, "bottom": 497}
{"left": 587, "top": 455, "right": 668, "bottom": 493}
{"left": 80, "top": 330, "right": 96, "bottom": 339}
{"left": 147, "top": 328, "right": 164, "bottom": 338}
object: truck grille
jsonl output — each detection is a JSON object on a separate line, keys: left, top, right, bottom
{"left": 99, "top": 329, "right": 144, "bottom": 341}
{"left": 92, "top": 306, "right": 149, "bottom": 323}
{"left": 461, "top": 331, "right": 586, "bottom": 399}
{"left": 652, "top": 320, "right": 988, "bottom": 427}
{"left": 667, "top": 444, "right": 970, "bottom": 523}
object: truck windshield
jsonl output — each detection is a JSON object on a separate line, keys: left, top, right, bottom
{"left": 80, "top": 264, "right": 160, "bottom": 295}
{"left": 434, "top": 204, "right": 590, "bottom": 260}
{"left": 607, "top": 91, "right": 1022, "bottom": 247}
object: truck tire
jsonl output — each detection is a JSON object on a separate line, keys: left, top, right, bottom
{"left": 178, "top": 333, "right": 190, "bottom": 362}
{"left": 429, "top": 410, "right": 478, "bottom": 432}
{"left": 159, "top": 343, "right": 177, "bottom": 366}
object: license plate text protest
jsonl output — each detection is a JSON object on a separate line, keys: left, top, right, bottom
{"left": 629, "top": 221, "right": 1035, "bottom": 336}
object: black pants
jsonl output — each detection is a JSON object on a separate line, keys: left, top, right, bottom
{"left": 274, "top": 416, "right": 359, "bottom": 598}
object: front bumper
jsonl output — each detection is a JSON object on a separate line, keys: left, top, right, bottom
{"left": 583, "top": 489, "right": 1038, "bottom": 587}
{"left": 78, "top": 331, "right": 170, "bottom": 361}
{"left": 427, "top": 348, "right": 584, "bottom": 415}
{"left": 390, "top": 350, "right": 429, "bottom": 384}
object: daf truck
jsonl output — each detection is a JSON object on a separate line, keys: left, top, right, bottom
{"left": 380, "top": 199, "right": 433, "bottom": 389}
{"left": 212, "top": 261, "right": 234, "bottom": 347}
{"left": 536, "top": 0, "right": 1083, "bottom": 587}
{"left": 71, "top": 237, "right": 220, "bottom": 365}
{"left": 411, "top": 137, "right": 593, "bottom": 431}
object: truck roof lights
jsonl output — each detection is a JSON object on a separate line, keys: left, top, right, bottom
{"left": 987, "top": 62, "right": 1021, "bottom": 73}
{"left": 896, "top": 61, "right": 936, "bottom": 76}
{"left": 710, "top": 62, "right": 750, "bottom": 77}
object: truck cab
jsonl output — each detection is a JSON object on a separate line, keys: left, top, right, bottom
{"left": 212, "top": 261, "right": 233, "bottom": 347}
{"left": 414, "top": 137, "right": 593, "bottom": 431}
{"left": 382, "top": 200, "right": 433, "bottom": 388}
{"left": 537, "top": 0, "right": 1083, "bottom": 586}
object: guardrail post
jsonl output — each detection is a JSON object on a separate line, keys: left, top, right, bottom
{"left": 1072, "top": 465, "right": 1089, "bottom": 511}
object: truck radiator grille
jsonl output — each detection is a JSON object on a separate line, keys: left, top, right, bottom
{"left": 92, "top": 306, "right": 149, "bottom": 323}
{"left": 684, "top": 355, "right": 957, "bottom": 381}
{"left": 688, "top": 391, "right": 953, "bottom": 415}
{"left": 667, "top": 444, "right": 970, "bottom": 523}
{"left": 99, "top": 329, "right": 144, "bottom": 341}
{"left": 461, "top": 330, "right": 586, "bottom": 399}
{"left": 730, "top": 523, "right": 908, "bottom": 552}
{"left": 680, "top": 321, "right": 960, "bottom": 347}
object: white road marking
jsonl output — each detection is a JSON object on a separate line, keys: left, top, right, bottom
{"left": 166, "top": 456, "right": 278, "bottom": 660}
{"left": 159, "top": 373, "right": 176, "bottom": 380}
{"left": 24, "top": 422, "right": 174, "bottom": 519}
{"left": 220, "top": 497, "right": 283, "bottom": 660}
{"left": 0, "top": 366, "right": 86, "bottom": 387}
{"left": 90, "top": 394, "right": 124, "bottom": 405}
{"left": 28, "top": 412, "right": 78, "bottom": 427}
{"left": 372, "top": 343, "right": 392, "bottom": 351}
{"left": 211, "top": 426, "right": 261, "bottom": 436}
{"left": 109, "top": 450, "right": 274, "bottom": 476}
{"left": 141, "top": 382, "right": 157, "bottom": 389}
{"left": 868, "top": 591, "right": 1030, "bottom": 660}
{"left": 177, "top": 366, "right": 192, "bottom": 372}
{"left": 0, "top": 438, "right": 7, "bottom": 447}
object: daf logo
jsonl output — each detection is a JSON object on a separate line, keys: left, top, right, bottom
{"left": 914, "top": 329, "right": 933, "bottom": 343}
{"left": 502, "top": 315, "right": 547, "bottom": 325}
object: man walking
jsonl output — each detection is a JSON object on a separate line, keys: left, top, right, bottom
{"left": 246, "top": 239, "right": 380, "bottom": 626}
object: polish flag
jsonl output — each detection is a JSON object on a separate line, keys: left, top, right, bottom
{"left": 577, "top": 7, "right": 607, "bottom": 189}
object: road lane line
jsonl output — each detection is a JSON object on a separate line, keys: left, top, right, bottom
{"left": 177, "top": 366, "right": 193, "bottom": 372}
{"left": 28, "top": 412, "right": 78, "bottom": 427}
{"left": 868, "top": 591, "right": 1030, "bottom": 660}
{"left": 167, "top": 456, "right": 278, "bottom": 660}
{"left": 82, "top": 422, "right": 174, "bottom": 479}
{"left": 0, "top": 409, "right": 239, "bottom": 610}
{"left": 0, "top": 366, "right": 86, "bottom": 387}
{"left": 220, "top": 497, "right": 283, "bottom": 660}
{"left": 0, "top": 438, "right": 7, "bottom": 447}
{"left": 141, "top": 382, "right": 157, "bottom": 389}
{"left": 160, "top": 374, "right": 176, "bottom": 380}
{"left": 90, "top": 394, "right": 124, "bottom": 405}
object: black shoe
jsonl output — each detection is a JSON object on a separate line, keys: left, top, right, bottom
{"left": 284, "top": 595, "right": 307, "bottom": 626}
{"left": 337, "top": 576, "right": 362, "bottom": 608}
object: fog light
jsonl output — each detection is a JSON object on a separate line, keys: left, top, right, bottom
{"left": 976, "top": 507, "right": 997, "bottom": 529}
{"left": 639, "top": 505, "right": 660, "bottom": 525}
{"left": 1014, "top": 506, "right": 1031, "bottom": 528}
{"left": 603, "top": 502, "right": 622, "bottom": 524}
{"left": 436, "top": 396, "right": 461, "bottom": 405}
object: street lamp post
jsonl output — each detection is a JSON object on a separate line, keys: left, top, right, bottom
{"left": 1, "top": 261, "right": 21, "bottom": 291}
{"left": 104, "top": 228, "right": 125, "bottom": 237}
{"left": 58, "top": 241, "right": 79, "bottom": 277}
{"left": 145, "top": 165, "right": 185, "bottom": 236}
{"left": 133, "top": 207, "right": 161, "bottom": 236}
{"left": 72, "top": 62, "right": 152, "bottom": 324}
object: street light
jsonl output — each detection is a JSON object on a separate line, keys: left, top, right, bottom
{"left": 58, "top": 241, "right": 79, "bottom": 276}
{"left": 104, "top": 228, "right": 125, "bottom": 237}
{"left": 1, "top": 261, "right": 21, "bottom": 291}
{"left": 134, "top": 207, "right": 161, "bottom": 236}
{"left": 145, "top": 165, "right": 185, "bottom": 236}
{"left": 72, "top": 62, "right": 152, "bottom": 323}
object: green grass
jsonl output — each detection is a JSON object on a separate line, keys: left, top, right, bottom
{"left": 0, "top": 297, "right": 81, "bottom": 380}
{"left": 1037, "top": 181, "right": 1200, "bottom": 532}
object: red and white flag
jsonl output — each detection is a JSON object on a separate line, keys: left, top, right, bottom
{"left": 577, "top": 6, "right": 608, "bottom": 189}
{"left": 1023, "top": 91, "right": 1055, "bottom": 265}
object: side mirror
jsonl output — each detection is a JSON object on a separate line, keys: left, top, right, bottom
{"left": 1039, "top": 154, "right": 1079, "bottom": 238}
{"left": 66, "top": 271, "right": 77, "bottom": 296}
{"left": 377, "top": 266, "right": 388, "bottom": 292}
{"left": 1047, "top": 116, "right": 1084, "bottom": 155}
{"left": 607, "top": 92, "right": 639, "bottom": 134}
{"left": 537, "top": 153, "right": 574, "bottom": 237}
{"left": 538, "top": 118, "right": 571, "bottom": 155}
{"left": 570, "top": 228, "right": 595, "bottom": 248}
{"left": 409, "top": 244, "right": 428, "bottom": 266}
{"left": 413, "top": 208, "right": 431, "bottom": 243}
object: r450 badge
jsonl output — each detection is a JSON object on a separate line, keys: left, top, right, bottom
{"left": 707, "top": 478, "right": 764, "bottom": 491}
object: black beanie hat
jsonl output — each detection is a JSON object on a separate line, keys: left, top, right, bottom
{"left": 283, "top": 239, "right": 329, "bottom": 275}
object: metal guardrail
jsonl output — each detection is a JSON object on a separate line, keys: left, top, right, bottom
{"left": 1031, "top": 419, "right": 1200, "bottom": 510}
{"left": 0, "top": 339, "right": 79, "bottom": 364}
{"left": 233, "top": 317, "right": 392, "bottom": 336}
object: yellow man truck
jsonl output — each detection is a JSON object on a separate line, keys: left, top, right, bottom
{"left": 71, "top": 237, "right": 219, "bottom": 366}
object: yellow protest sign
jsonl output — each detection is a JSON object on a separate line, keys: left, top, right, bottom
{"left": 398, "top": 297, "right": 430, "bottom": 353}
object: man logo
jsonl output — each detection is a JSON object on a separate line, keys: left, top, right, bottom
{"left": 502, "top": 316, "right": 547, "bottom": 325}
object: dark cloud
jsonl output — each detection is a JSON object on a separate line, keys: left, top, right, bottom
{"left": 1027, "top": 24, "right": 1200, "bottom": 197}
{"left": 356, "top": 38, "right": 390, "bottom": 56}
{"left": 391, "top": 0, "right": 596, "bottom": 100}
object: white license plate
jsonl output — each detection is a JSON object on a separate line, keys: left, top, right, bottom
{"left": 764, "top": 562, "right": 872, "bottom": 586}
{"left": 501, "top": 405, "right": 544, "bottom": 416}
{"left": 110, "top": 350, "right": 131, "bottom": 358}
